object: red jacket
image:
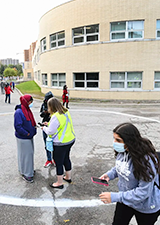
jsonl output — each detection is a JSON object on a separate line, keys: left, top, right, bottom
{"left": 5, "top": 86, "right": 13, "bottom": 94}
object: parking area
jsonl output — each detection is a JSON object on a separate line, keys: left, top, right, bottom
{"left": 0, "top": 89, "right": 160, "bottom": 225}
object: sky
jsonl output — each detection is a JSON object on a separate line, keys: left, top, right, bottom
{"left": 0, "top": 0, "right": 70, "bottom": 63}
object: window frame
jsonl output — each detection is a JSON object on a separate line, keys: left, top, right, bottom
{"left": 154, "top": 71, "right": 160, "bottom": 89}
{"left": 73, "top": 72, "right": 99, "bottom": 89}
{"left": 51, "top": 73, "right": 66, "bottom": 87}
{"left": 156, "top": 20, "right": 160, "bottom": 39}
{"left": 50, "top": 31, "right": 65, "bottom": 49}
{"left": 110, "top": 72, "right": 143, "bottom": 90}
{"left": 42, "top": 73, "right": 48, "bottom": 86}
{"left": 40, "top": 38, "right": 47, "bottom": 52}
{"left": 110, "top": 21, "right": 144, "bottom": 41}
{"left": 72, "top": 24, "right": 99, "bottom": 45}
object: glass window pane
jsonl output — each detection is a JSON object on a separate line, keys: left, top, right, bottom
{"left": 59, "top": 81, "right": 66, "bottom": 87}
{"left": 155, "top": 82, "right": 160, "bottom": 88}
{"left": 52, "top": 74, "right": 57, "bottom": 80}
{"left": 87, "top": 35, "right": 98, "bottom": 42}
{"left": 52, "top": 81, "right": 58, "bottom": 86}
{"left": 128, "top": 21, "right": 144, "bottom": 30}
{"left": 74, "top": 73, "right": 85, "bottom": 80}
{"left": 127, "top": 82, "right": 141, "bottom": 88}
{"left": 111, "top": 82, "right": 124, "bottom": 88}
{"left": 128, "top": 31, "right": 142, "bottom": 38}
{"left": 86, "top": 73, "right": 99, "bottom": 80}
{"left": 86, "top": 24, "right": 99, "bottom": 34}
{"left": 157, "top": 31, "right": 160, "bottom": 37}
{"left": 155, "top": 72, "right": 160, "bottom": 80}
{"left": 127, "top": 72, "right": 142, "bottom": 80}
{"left": 58, "top": 40, "right": 65, "bottom": 46}
{"left": 75, "top": 82, "right": 84, "bottom": 87}
{"left": 43, "top": 39, "right": 46, "bottom": 44}
{"left": 110, "top": 72, "right": 125, "bottom": 80}
{"left": 59, "top": 73, "right": 66, "bottom": 80}
{"left": 73, "top": 27, "right": 84, "bottom": 36}
{"left": 157, "top": 20, "right": 160, "bottom": 29}
{"left": 51, "top": 42, "right": 56, "bottom": 48}
{"left": 44, "top": 46, "right": 46, "bottom": 51}
{"left": 50, "top": 34, "right": 56, "bottom": 41}
{"left": 74, "top": 37, "right": 84, "bottom": 43}
{"left": 87, "top": 82, "right": 98, "bottom": 88}
{"left": 112, "top": 33, "right": 125, "bottom": 39}
{"left": 58, "top": 32, "right": 65, "bottom": 39}
{"left": 111, "top": 22, "right": 126, "bottom": 31}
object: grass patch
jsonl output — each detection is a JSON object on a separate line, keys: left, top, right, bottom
{"left": 16, "top": 80, "right": 45, "bottom": 99}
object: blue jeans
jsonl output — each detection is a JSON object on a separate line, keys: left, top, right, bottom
{"left": 42, "top": 131, "right": 52, "bottom": 161}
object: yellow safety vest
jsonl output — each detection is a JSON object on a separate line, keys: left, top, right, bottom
{"left": 49, "top": 111, "right": 75, "bottom": 144}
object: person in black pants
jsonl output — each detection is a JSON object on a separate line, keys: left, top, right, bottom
{"left": 99, "top": 123, "right": 160, "bottom": 225}
{"left": 40, "top": 91, "right": 54, "bottom": 168}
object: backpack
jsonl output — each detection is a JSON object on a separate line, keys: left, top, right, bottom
{"left": 154, "top": 152, "right": 160, "bottom": 189}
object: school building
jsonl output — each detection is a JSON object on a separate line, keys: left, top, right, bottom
{"left": 33, "top": 0, "right": 160, "bottom": 100}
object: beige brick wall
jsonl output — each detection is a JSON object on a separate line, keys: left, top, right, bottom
{"left": 33, "top": 0, "right": 160, "bottom": 100}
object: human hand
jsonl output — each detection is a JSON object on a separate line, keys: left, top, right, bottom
{"left": 27, "top": 133, "right": 30, "bottom": 136}
{"left": 99, "top": 192, "right": 111, "bottom": 204}
{"left": 43, "top": 122, "right": 48, "bottom": 126}
{"left": 100, "top": 174, "right": 110, "bottom": 182}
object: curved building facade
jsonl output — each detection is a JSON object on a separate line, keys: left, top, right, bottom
{"left": 33, "top": 0, "right": 160, "bottom": 100}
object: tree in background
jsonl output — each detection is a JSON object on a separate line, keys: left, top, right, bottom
{"left": 0, "top": 63, "right": 7, "bottom": 75}
{"left": 3, "top": 67, "right": 17, "bottom": 78}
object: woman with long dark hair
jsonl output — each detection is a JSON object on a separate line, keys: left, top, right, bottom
{"left": 99, "top": 123, "right": 160, "bottom": 225}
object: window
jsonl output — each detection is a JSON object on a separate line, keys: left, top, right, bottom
{"left": 42, "top": 73, "right": 48, "bottom": 86}
{"left": 27, "top": 73, "right": 31, "bottom": 79}
{"left": 110, "top": 21, "right": 144, "bottom": 40}
{"left": 51, "top": 73, "right": 66, "bottom": 87}
{"left": 41, "top": 38, "right": 46, "bottom": 52}
{"left": 154, "top": 72, "right": 160, "bottom": 88}
{"left": 110, "top": 72, "right": 142, "bottom": 89}
{"left": 72, "top": 24, "right": 99, "bottom": 44}
{"left": 156, "top": 20, "right": 160, "bottom": 38}
{"left": 50, "top": 31, "right": 65, "bottom": 49}
{"left": 74, "top": 72, "right": 99, "bottom": 88}
{"left": 38, "top": 70, "right": 41, "bottom": 81}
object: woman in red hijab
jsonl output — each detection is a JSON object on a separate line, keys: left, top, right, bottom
{"left": 14, "top": 95, "right": 37, "bottom": 183}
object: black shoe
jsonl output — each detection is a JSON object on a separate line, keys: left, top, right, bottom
{"left": 63, "top": 177, "right": 72, "bottom": 183}
{"left": 22, "top": 175, "right": 34, "bottom": 183}
{"left": 49, "top": 184, "right": 64, "bottom": 189}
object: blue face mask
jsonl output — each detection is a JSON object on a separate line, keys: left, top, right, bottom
{"left": 113, "top": 142, "right": 126, "bottom": 153}
{"left": 29, "top": 102, "right": 33, "bottom": 108}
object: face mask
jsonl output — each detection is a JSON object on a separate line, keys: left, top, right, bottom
{"left": 29, "top": 102, "right": 33, "bottom": 108}
{"left": 113, "top": 142, "right": 126, "bottom": 153}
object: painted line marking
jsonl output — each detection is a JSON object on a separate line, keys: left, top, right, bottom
{"left": 0, "top": 108, "right": 159, "bottom": 208}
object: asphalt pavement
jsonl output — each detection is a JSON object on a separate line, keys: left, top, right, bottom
{"left": 0, "top": 88, "right": 160, "bottom": 225}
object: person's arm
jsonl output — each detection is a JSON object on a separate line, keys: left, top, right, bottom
{"left": 14, "top": 110, "right": 29, "bottom": 136}
{"left": 43, "top": 115, "right": 60, "bottom": 135}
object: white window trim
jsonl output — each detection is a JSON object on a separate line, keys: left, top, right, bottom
{"left": 156, "top": 20, "right": 160, "bottom": 39}
{"left": 51, "top": 73, "right": 66, "bottom": 87}
{"left": 73, "top": 72, "right": 99, "bottom": 89}
{"left": 41, "top": 38, "right": 46, "bottom": 53}
{"left": 50, "top": 31, "right": 65, "bottom": 49}
{"left": 154, "top": 71, "right": 160, "bottom": 89}
{"left": 110, "top": 21, "right": 144, "bottom": 41}
{"left": 110, "top": 72, "right": 143, "bottom": 90}
{"left": 72, "top": 25, "right": 99, "bottom": 45}
{"left": 42, "top": 74, "right": 48, "bottom": 86}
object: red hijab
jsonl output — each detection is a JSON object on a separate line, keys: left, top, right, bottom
{"left": 20, "top": 95, "right": 36, "bottom": 127}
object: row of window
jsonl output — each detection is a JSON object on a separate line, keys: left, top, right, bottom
{"left": 34, "top": 71, "right": 160, "bottom": 89}
{"left": 39, "top": 20, "right": 160, "bottom": 52}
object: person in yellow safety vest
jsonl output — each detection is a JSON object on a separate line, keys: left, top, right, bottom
{"left": 42, "top": 97, "right": 75, "bottom": 189}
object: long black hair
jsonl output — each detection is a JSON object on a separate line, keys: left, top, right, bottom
{"left": 113, "top": 123, "right": 160, "bottom": 182}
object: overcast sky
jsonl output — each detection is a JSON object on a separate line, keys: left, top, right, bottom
{"left": 0, "top": 0, "right": 70, "bottom": 62}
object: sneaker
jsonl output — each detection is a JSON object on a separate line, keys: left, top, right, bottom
{"left": 44, "top": 160, "right": 52, "bottom": 168}
{"left": 22, "top": 175, "right": 34, "bottom": 183}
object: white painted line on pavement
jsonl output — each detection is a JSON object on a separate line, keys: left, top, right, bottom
{"left": 0, "top": 108, "right": 159, "bottom": 208}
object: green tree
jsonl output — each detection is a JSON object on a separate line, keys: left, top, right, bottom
{"left": 0, "top": 64, "right": 7, "bottom": 75}
{"left": 15, "top": 64, "right": 23, "bottom": 76}
{"left": 3, "top": 67, "right": 17, "bottom": 78}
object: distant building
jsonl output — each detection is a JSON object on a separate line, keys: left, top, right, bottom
{"left": 23, "top": 42, "right": 36, "bottom": 80}
{"left": 0, "top": 58, "right": 19, "bottom": 66}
